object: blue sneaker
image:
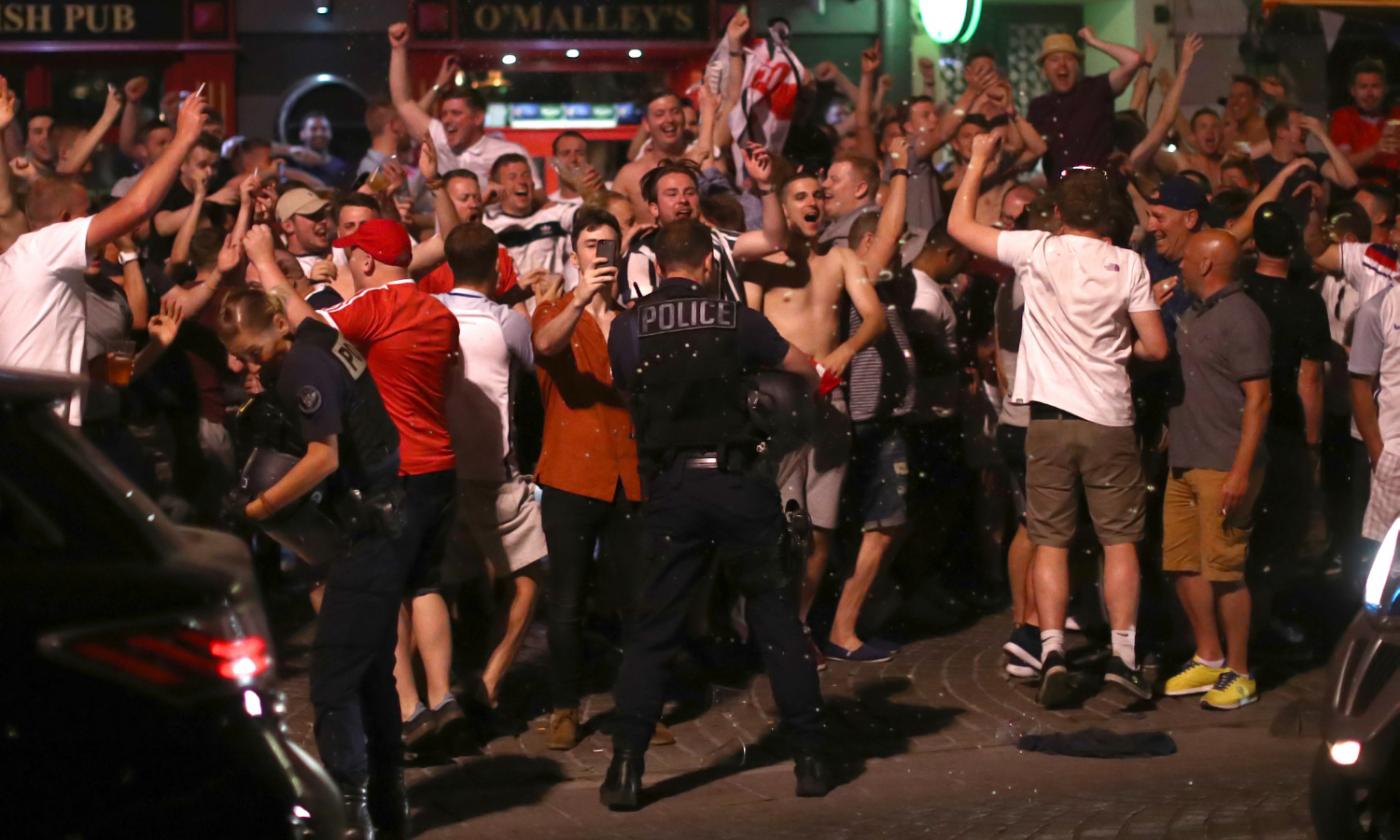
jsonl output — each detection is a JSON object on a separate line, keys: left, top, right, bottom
{"left": 822, "top": 642, "right": 893, "bottom": 663}
{"left": 1002, "top": 624, "right": 1042, "bottom": 670}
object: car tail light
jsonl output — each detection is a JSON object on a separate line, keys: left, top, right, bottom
{"left": 39, "top": 609, "right": 274, "bottom": 703}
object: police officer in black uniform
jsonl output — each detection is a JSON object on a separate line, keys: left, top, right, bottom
{"left": 217, "top": 287, "right": 409, "bottom": 839}
{"left": 602, "top": 218, "right": 829, "bottom": 810}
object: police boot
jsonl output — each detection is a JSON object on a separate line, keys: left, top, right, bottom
{"left": 793, "top": 751, "right": 831, "bottom": 798}
{"left": 340, "top": 781, "right": 376, "bottom": 839}
{"left": 367, "top": 767, "right": 409, "bottom": 840}
{"left": 599, "top": 749, "right": 644, "bottom": 811}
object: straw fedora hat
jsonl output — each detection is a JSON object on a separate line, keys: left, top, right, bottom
{"left": 1038, "top": 33, "right": 1083, "bottom": 64}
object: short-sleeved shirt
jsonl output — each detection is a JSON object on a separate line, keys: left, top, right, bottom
{"left": 1027, "top": 73, "right": 1116, "bottom": 183}
{"left": 993, "top": 274, "right": 1029, "bottom": 428}
{"left": 609, "top": 278, "right": 788, "bottom": 393}
{"left": 148, "top": 182, "right": 195, "bottom": 266}
{"left": 1330, "top": 105, "right": 1400, "bottom": 177}
{"left": 0, "top": 216, "right": 93, "bottom": 425}
{"left": 1168, "top": 284, "right": 1273, "bottom": 471}
{"left": 1252, "top": 152, "right": 1328, "bottom": 225}
{"left": 320, "top": 278, "right": 459, "bottom": 476}
{"left": 272, "top": 319, "right": 400, "bottom": 495}
{"left": 908, "top": 267, "right": 961, "bottom": 422}
{"left": 426, "top": 123, "right": 541, "bottom": 188}
{"left": 531, "top": 292, "right": 643, "bottom": 502}
{"left": 1241, "top": 270, "right": 1330, "bottom": 438}
{"left": 996, "top": 229, "right": 1158, "bottom": 427}
{"left": 436, "top": 288, "right": 534, "bottom": 482}
{"left": 623, "top": 226, "right": 743, "bottom": 303}
{"left": 418, "top": 245, "right": 519, "bottom": 299}
{"left": 483, "top": 203, "right": 577, "bottom": 277}
{"left": 1349, "top": 286, "right": 1400, "bottom": 448}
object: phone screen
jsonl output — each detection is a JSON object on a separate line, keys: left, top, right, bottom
{"left": 595, "top": 239, "right": 619, "bottom": 269}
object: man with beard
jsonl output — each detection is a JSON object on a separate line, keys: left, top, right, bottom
{"left": 743, "top": 139, "right": 914, "bottom": 661}
{"left": 1028, "top": 27, "right": 1144, "bottom": 182}
{"left": 1330, "top": 59, "right": 1400, "bottom": 181}
{"left": 622, "top": 147, "right": 785, "bottom": 302}
{"left": 388, "top": 22, "right": 538, "bottom": 190}
{"left": 276, "top": 187, "right": 333, "bottom": 277}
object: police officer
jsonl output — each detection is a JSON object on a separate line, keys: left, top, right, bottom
{"left": 217, "top": 287, "right": 409, "bottom": 839}
{"left": 602, "top": 218, "right": 829, "bottom": 810}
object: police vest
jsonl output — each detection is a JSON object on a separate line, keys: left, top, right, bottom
{"left": 633, "top": 282, "right": 755, "bottom": 456}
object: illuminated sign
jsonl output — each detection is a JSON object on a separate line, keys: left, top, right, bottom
{"left": 507, "top": 102, "right": 622, "bottom": 129}
{"left": 0, "top": 2, "right": 183, "bottom": 39}
{"left": 459, "top": 1, "right": 708, "bottom": 40}
{"left": 916, "top": 0, "right": 982, "bottom": 45}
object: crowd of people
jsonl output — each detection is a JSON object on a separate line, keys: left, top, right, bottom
{"left": 1, "top": 10, "right": 1396, "bottom": 835}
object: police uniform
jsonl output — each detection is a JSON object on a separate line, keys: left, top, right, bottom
{"left": 258, "top": 319, "right": 407, "bottom": 827}
{"left": 606, "top": 276, "right": 825, "bottom": 790}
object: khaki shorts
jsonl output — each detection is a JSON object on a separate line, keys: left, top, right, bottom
{"left": 1026, "top": 418, "right": 1145, "bottom": 548}
{"left": 1162, "top": 468, "right": 1261, "bottom": 582}
{"left": 449, "top": 474, "right": 548, "bottom": 578}
{"left": 777, "top": 392, "right": 851, "bottom": 530}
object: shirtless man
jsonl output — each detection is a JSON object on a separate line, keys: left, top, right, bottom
{"left": 615, "top": 92, "right": 693, "bottom": 224}
{"left": 1223, "top": 75, "right": 1270, "bottom": 155}
{"left": 743, "top": 139, "right": 911, "bottom": 660}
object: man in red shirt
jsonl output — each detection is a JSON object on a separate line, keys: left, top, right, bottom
{"left": 246, "top": 218, "right": 466, "bottom": 749}
{"left": 1330, "top": 58, "right": 1400, "bottom": 182}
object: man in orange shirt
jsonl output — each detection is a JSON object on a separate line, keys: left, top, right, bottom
{"left": 530, "top": 206, "right": 652, "bottom": 751}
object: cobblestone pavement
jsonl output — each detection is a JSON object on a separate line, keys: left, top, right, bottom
{"left": 276, "top": 610, "right": 1328, "bottom": 839}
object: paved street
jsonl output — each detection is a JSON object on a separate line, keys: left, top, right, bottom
{"left": 277, "top": 611, "right": 1327, "bottom": 838}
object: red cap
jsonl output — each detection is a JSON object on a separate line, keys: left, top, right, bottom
{"left": 332, "top": 218, "right": 412, "bottom": 267}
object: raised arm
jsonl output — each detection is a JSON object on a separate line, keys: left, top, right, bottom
{"left": 417, "top": 54, "right": 459, "bottom": 115}
{"left": 57, "top": 85, "right": 123, "bottom": 176}
{"left": 1225, "top": 156, "right": 1316, "bottom": 242}
{"left": 166, "top": 171, "right": 207, "bottom": 267}
{"left": 87, "top": 91, "right": 206, "bottom": 257}
{"left": 860, "top": 136, "right": 910, "bottom": 277}
{"left": 0, "top": 77, "right": 18, "bottom": 223}
{"left": 732, "top": 142, "right": 787, "bottom": 258}
{"left": 923, "top": 63, "right": 996, "bottom": 161}
{"left": 1080, "top": 26, "right": 1146, "bottom": 95}
{"left": 713, "top": 10, "right": 750, "bottom": 153}
{"left": 853, "top": 40, "right": 881, "bottom": 160}
{"left": 947, "top": 132, "right": 1004, "bottom": 261}
{"left": 1127, "top": 34, "right": 1202, "bottom": 174}
{"left": 1302, "top": 114, "right": 1359, "bottom": 190}
{"left": 418, "top": 139, "right": 459, "bottom": 236}
{"left": 244, "top": 224, "right": 316, "bottom": 329}
{"left": 387, "top": 22, "right": 433, "bottom": 141}
{"left": 117, "top": 76, "right": 148, "bottom": 160}
{"left": 1128, "top": 34, "right": 1159, "bottom": 118}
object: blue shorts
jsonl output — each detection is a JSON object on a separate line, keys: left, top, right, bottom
{"left": 845, "top": 421, "right": 909, "bottom": 531}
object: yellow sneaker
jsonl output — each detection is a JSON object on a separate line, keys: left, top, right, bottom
{"left": 1164, "top": 658, "right": 1226, "bottom": 696}
{"left": 1202, "top": 669, "right": 1258, "bottom": 710}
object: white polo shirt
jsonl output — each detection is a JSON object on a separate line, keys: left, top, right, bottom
{"left": 1340, "top": 241, "right": 1400, "bottom": 303}
{"left": 427, "top": 121, "right": 541, "bottom": 188}
{"left": 997, "top": 229, "right": 1157, "bottom": 427}
{"left": 1349, "top": 286, "right": 1400, "bottom": 449}
{"left": 0, "top": 216, "right": 93, "bottom": 425}
{"left": 436, "top": 288, "right": 534, "bottom": 482}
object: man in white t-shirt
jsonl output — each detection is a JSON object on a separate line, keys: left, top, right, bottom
{"left": 0, "top": 90, "right": 208, "bottom": 425}
{"left": 482, "top": 153, "right": 578, "bottom": 280}
{"left": 548, "top": 131, "right": 588, "bottom": 207}
{"left": 948, "top": 132, "right": 1168, "bottom": 708}
{"left": 1350, "top": 284, "right": 1400, "bottom": 545}
{"left": 436, "top": 221, "right": 548, "bottom": 707}
{"left": 387, "top": 22, "right": 540, "bottom": 191}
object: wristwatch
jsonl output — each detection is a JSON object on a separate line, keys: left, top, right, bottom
{"left": 118, "top": 251, "right": 139, "bottom": 266}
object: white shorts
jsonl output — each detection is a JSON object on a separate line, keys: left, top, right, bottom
{"left": 450, "top": 474, "right": 548, "bottom": 578}
{"left": 1363, "top": 449, "right": 1400, "bottom": 542}
{"left": 777, "top": 392, "right": 851, "bottom": 530}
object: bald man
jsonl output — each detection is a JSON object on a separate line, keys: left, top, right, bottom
{"left": 1161, "top": 230, "right": 1273, "bottom": 710}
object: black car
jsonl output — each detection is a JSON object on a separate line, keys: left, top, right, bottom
{"left": 0, "top": 370, "right": 344, "bottom": 838}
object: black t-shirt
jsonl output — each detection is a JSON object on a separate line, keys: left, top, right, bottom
{"left": 267, "top": 319, "right": 400, "bottom": 495}
{"left": 1251, "top": 152, "right": 1327, "bottom": 226}
{"left": 147, "top": 182, "right": 194, "bottom": 267}
{"left": 305, "top": 284, "right": 344, "bottom": 310}
{"left": 1241, "top": 270, "right": 1329, "bottom": 437}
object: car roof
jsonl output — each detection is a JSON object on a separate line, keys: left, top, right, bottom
{"left": 0, "top": 368, "right": 82, "bottom": 405}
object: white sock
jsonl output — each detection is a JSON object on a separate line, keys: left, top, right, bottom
{"left": 1111, "top": 628, "right": 1137, "bottom": 669}
{"left": 1040, "top": 629, "right": 1065, "bottom": 663}
{"left": 1196, "top": 655, "right": 1225, "bottom": 669}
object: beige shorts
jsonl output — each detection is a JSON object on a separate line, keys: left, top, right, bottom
{"left": 1026, "top": 417, "right": 1146, "bottom": 548}
{"left": 1161, "top": 468, "right": 1261, "bottom": 582}
{"left": 777, "top": 393, "right": 851, "bottom": 530}
{"left": 449, "top": 474, "right": 548, "bottom": 578}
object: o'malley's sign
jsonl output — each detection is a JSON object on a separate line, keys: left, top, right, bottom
{"left": 459, "top": 0, "right": 709, "bottom": 40}
{"left": 0, "top": 2, "right": 182, "bottom": 40}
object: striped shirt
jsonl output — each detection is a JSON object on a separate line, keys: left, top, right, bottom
{"left": 623, "top": 225, "right": 743, "bottom": 303}
{"left": 845, "top": 281, "right": 916, "bottom": 423}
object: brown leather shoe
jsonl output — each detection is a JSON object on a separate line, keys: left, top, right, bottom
{"left": 546, "top": 708, "right": 579, "bottom": 751}
{"left": 650, "top": 721, "right": 676, "bottom": 746}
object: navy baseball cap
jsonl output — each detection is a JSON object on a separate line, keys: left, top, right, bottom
{"left": 1147, "top": 175, "right": 1208, "bottom": 214}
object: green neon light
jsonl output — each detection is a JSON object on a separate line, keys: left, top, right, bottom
{"left": 958, "top": 0, "right": 983, "bottom": 44}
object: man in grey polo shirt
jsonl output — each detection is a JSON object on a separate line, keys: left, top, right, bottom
{"left": 1161, "top": 230, "right": 1272, "bottom": 711}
